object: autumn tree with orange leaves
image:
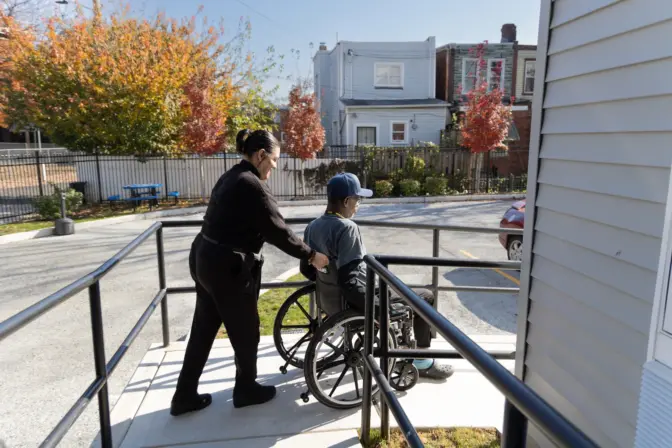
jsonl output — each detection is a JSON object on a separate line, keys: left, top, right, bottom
{"left": 458, "top": 41, "right": 513, "bottom": 191}
{"left": 284, "top": 80, "right": 325, "bottom": 196}
{"left": 0, "top": 3, "right": 282, "bottom": 156}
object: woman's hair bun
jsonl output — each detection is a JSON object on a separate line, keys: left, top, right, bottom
{"left": 236, "top": 129, "right": 251, "bottom": 153}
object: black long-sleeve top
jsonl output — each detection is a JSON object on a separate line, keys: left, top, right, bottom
{"left": 201, "top": 160, "right": 314, "bottom": 260}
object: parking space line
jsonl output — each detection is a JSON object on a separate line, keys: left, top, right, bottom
{"left": 459, "top": 249, "right": 521, "bottom": 286}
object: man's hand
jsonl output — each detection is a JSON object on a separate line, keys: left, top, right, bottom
{"left": 310, "top": 252, "right": 329, "bottom": 270}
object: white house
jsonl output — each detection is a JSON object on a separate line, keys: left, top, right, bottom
{"left": 517, "top": 0, "right": 672, "bottom": 447}
{"left": 313, "top": 38, "right": 448, "bottom": 148}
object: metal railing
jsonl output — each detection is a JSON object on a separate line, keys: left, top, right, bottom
{"left": 0, "top": 217, "right": 524, "bottom": 447}
{"left": 360, "top": 254, "right": 599, "bottom": 448}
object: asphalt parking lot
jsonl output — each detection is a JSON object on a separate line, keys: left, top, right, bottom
{"left": 0, "top": 200, "right": 520, "bottom": 447}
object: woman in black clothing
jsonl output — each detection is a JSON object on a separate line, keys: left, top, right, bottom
{"left": 170, "top": 129, "right": 329, "bottom": 415}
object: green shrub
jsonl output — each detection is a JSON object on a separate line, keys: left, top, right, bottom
{"left": 424, "top": 177, "right": 448, "bottom": 196}
{"left": 399, "top": 179, "right": 421, "bottom": 197}
{"left": 446, "top": 170, "right": 470, "bottom": 193}
{"left": 403, "top": 155, "right": 425, "bottom": 180}
{"left": 33, "top": 185, "right": 84, "bottom": 220}
{"left": 374, "top": 180, "right": 394, "bottom": 198}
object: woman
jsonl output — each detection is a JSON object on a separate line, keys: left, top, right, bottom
{"left": 170, "top": 129, "right": 329, "bottom": 415}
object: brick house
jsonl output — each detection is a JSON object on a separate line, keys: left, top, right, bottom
{"left": 435, "top": 24, "right": 535, "bottom": 176}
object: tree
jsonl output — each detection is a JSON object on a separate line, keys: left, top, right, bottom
{"left": 284, "top": 79, "right": 325, "bottom": 196}
{"left": 0, "top": 3, "right": 283, "bottom": 155}
{"left": 458, "top": 41, "right": 513, "bottom": 191}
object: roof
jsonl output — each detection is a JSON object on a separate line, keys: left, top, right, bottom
{"left": 340, "top": 99, "right": 448, "bottom": 107}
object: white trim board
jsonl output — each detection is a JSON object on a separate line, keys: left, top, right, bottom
{"left": 459, "top": 105, "right": 528, "bottom": 112}
{"left": 389, "top": 120, "right": 410, "bottom": 145}
{"left": 513, "top": 0, "right": 553, "bottom": 381}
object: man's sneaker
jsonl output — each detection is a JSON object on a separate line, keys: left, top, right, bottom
{"left": 417, "top": 360, "right": 454, "bottom": 380}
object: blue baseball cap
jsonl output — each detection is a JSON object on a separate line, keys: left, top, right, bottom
{"left": 327, "top": 173, "right": 373, "bottom": 200}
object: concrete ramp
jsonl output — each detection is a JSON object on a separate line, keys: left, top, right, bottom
{"left": 105, "top": 335, "right": 515, "bottom": 448}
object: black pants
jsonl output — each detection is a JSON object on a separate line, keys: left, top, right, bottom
{"left": 173, "top": 234, "right": 263, "bottom": 400}
{"left": 348, "top": 288, "right": 434, "bottom": 349}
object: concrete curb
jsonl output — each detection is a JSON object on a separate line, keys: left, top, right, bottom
{"left": 0, "top": 193, "right": 525, "bottom": 245}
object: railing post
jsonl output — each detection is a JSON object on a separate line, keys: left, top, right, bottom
{"left": 35, "top": 150, "right": 45, "bottom": 197}
{"left": 89, "top": 281, "right": 112, "bottom": 448}
{"left": 431, "top": 228, "right": 440, "bottom": 338}
{"left": 360, "top": 265, "right": 376, "bottom": 446}
{"left": 379, "top": 263, "right": 390, "bottom": 441}
{"left": 502, "top": 399, "right": 528, "bottom": 448}
{"left": 156, "top": 227, "right": 170, "bottom": 347}
{"left": 95, "top": 151, "right": 103, "bottom": 204}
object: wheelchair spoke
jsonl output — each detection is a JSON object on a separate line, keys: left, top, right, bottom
{"left": 329, "top": 365, "right": 349, "bottom": 397}
{"left": 285, "top": 332, "right": 312, "bottom": 356}
{"left": 317, "top": 358, "right": 346, "bottom": 377}
{"left": 294, "top": 300, "right": 312, "bottom": 320}
{"left": 324, "top": 340, "right": 347, "bottom": 357}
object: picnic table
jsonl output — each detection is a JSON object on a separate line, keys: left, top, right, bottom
{"left": 123, "top": 183, "right": 162, "bottom": 210}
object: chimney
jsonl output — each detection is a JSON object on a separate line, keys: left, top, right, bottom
{"left": 501, "top": 23, "right": 517, "bottom": 43}
{"left": 319, "top": 42, "right": 327, "bottom": 51}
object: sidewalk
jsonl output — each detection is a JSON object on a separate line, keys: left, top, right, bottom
{"left": 103, "top": 334, "right": 516, "bottom": 447}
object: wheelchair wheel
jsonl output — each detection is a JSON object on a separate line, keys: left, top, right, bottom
{"left": 304, "top": 309, "right": 397, "bottom": 410}
{"left": 390, "top": 360, "right": 419, "bottom": 392}
{"left": 273, "top": 283, "right": 330, "bottom": 370}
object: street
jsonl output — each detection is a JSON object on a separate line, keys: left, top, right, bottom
{"left": 0, "top": 200, "right": 520, "bottom": 447}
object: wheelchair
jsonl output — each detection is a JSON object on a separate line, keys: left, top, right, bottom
{"left": 272, "top": 262, "right": 420, "bottom": 410}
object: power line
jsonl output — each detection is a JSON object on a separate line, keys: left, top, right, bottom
{"left": 234, "top": 0, "right": 275, "bottom": 23}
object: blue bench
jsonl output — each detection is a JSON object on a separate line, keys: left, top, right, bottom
{"left": 126, "top": 195, "right": 159, "bottom": 211}
{"left": 167, "top": 191, "right": 180, "bottom": 203}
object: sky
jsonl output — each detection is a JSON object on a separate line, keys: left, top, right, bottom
{"left": 88, "top": 0, "right": 542, "bottom": 103}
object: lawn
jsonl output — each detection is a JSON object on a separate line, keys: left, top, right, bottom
{"left": 362, "top": 427, "right": 500, "bottom": 448}
{"left": 0, "top": 199, "right": 205, "bottom": 236}
{"left": 216, "top": 273, "right": 309, "bottom": 339}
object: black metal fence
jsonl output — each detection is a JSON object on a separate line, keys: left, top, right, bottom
{"left": 0, "top": 147, "right": 528, "bottom": 224}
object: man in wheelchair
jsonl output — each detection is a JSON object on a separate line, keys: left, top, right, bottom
{"left": 299, "top": 173, "right": 454, "bottom": 381}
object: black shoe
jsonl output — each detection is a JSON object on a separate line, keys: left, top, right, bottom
{"left": 170, "top": 393, "right": 212, "bottom": 416}
{"left": 233, "top": 383, "right": 276, "bottom": 408}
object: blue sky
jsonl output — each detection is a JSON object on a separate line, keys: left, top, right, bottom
{"left": 96, "top": 0, "right": 541, "bottom": 103}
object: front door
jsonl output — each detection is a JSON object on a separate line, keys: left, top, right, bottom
{"left": 356, "top": 127, "right": 377, "bottom": 146}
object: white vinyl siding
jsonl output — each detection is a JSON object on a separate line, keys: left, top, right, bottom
{"left": 520, "top": 1, "right": 672, "bottom": 447}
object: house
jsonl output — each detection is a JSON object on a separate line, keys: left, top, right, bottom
{"left": 517, "top": 1, "right": 672, "bottom": 447}
{"left": 313, "top": 38, "right": 448, "bottom": 148}
{"left": 271, "top": 106, "right": 288, "bottom": 147}
{"left": 436, "top": 24, "right": 533, "bottom": 176}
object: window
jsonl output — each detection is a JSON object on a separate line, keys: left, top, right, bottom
{"left": 523, "top": 60, "right": 536, "bottom": 95}
{"left": 280, "top": 132, "right": 286, "bottom": 143}
{"left": 461, "top": 58, "right": 506, "bottom": 93}
{"left": 356, "top": 126, "right": 377, "bottom": 146}
{"left": 374, "top": 62, "right": 404, "bottom": 88}
{"left": 488, "top": 59, "right": 505, "bottom": 91}
{"left": 390, "top": 121, "right": 407, "bottom": 144}
{"left": 461, "top": 58, "right": 479, "bottom": 93}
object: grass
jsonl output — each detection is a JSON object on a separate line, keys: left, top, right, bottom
{"left": 361, "top": 428, "right": 500, "bottom": 448}
{"left": 216, "top": 273, "right": 309, "bottom": 339}
{"left": 0, "top": 199, "right": 205, "bottom": 236}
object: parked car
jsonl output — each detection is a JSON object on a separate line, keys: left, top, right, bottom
{"left": 499, "top": 200, "right": 525, "bottom": 261}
